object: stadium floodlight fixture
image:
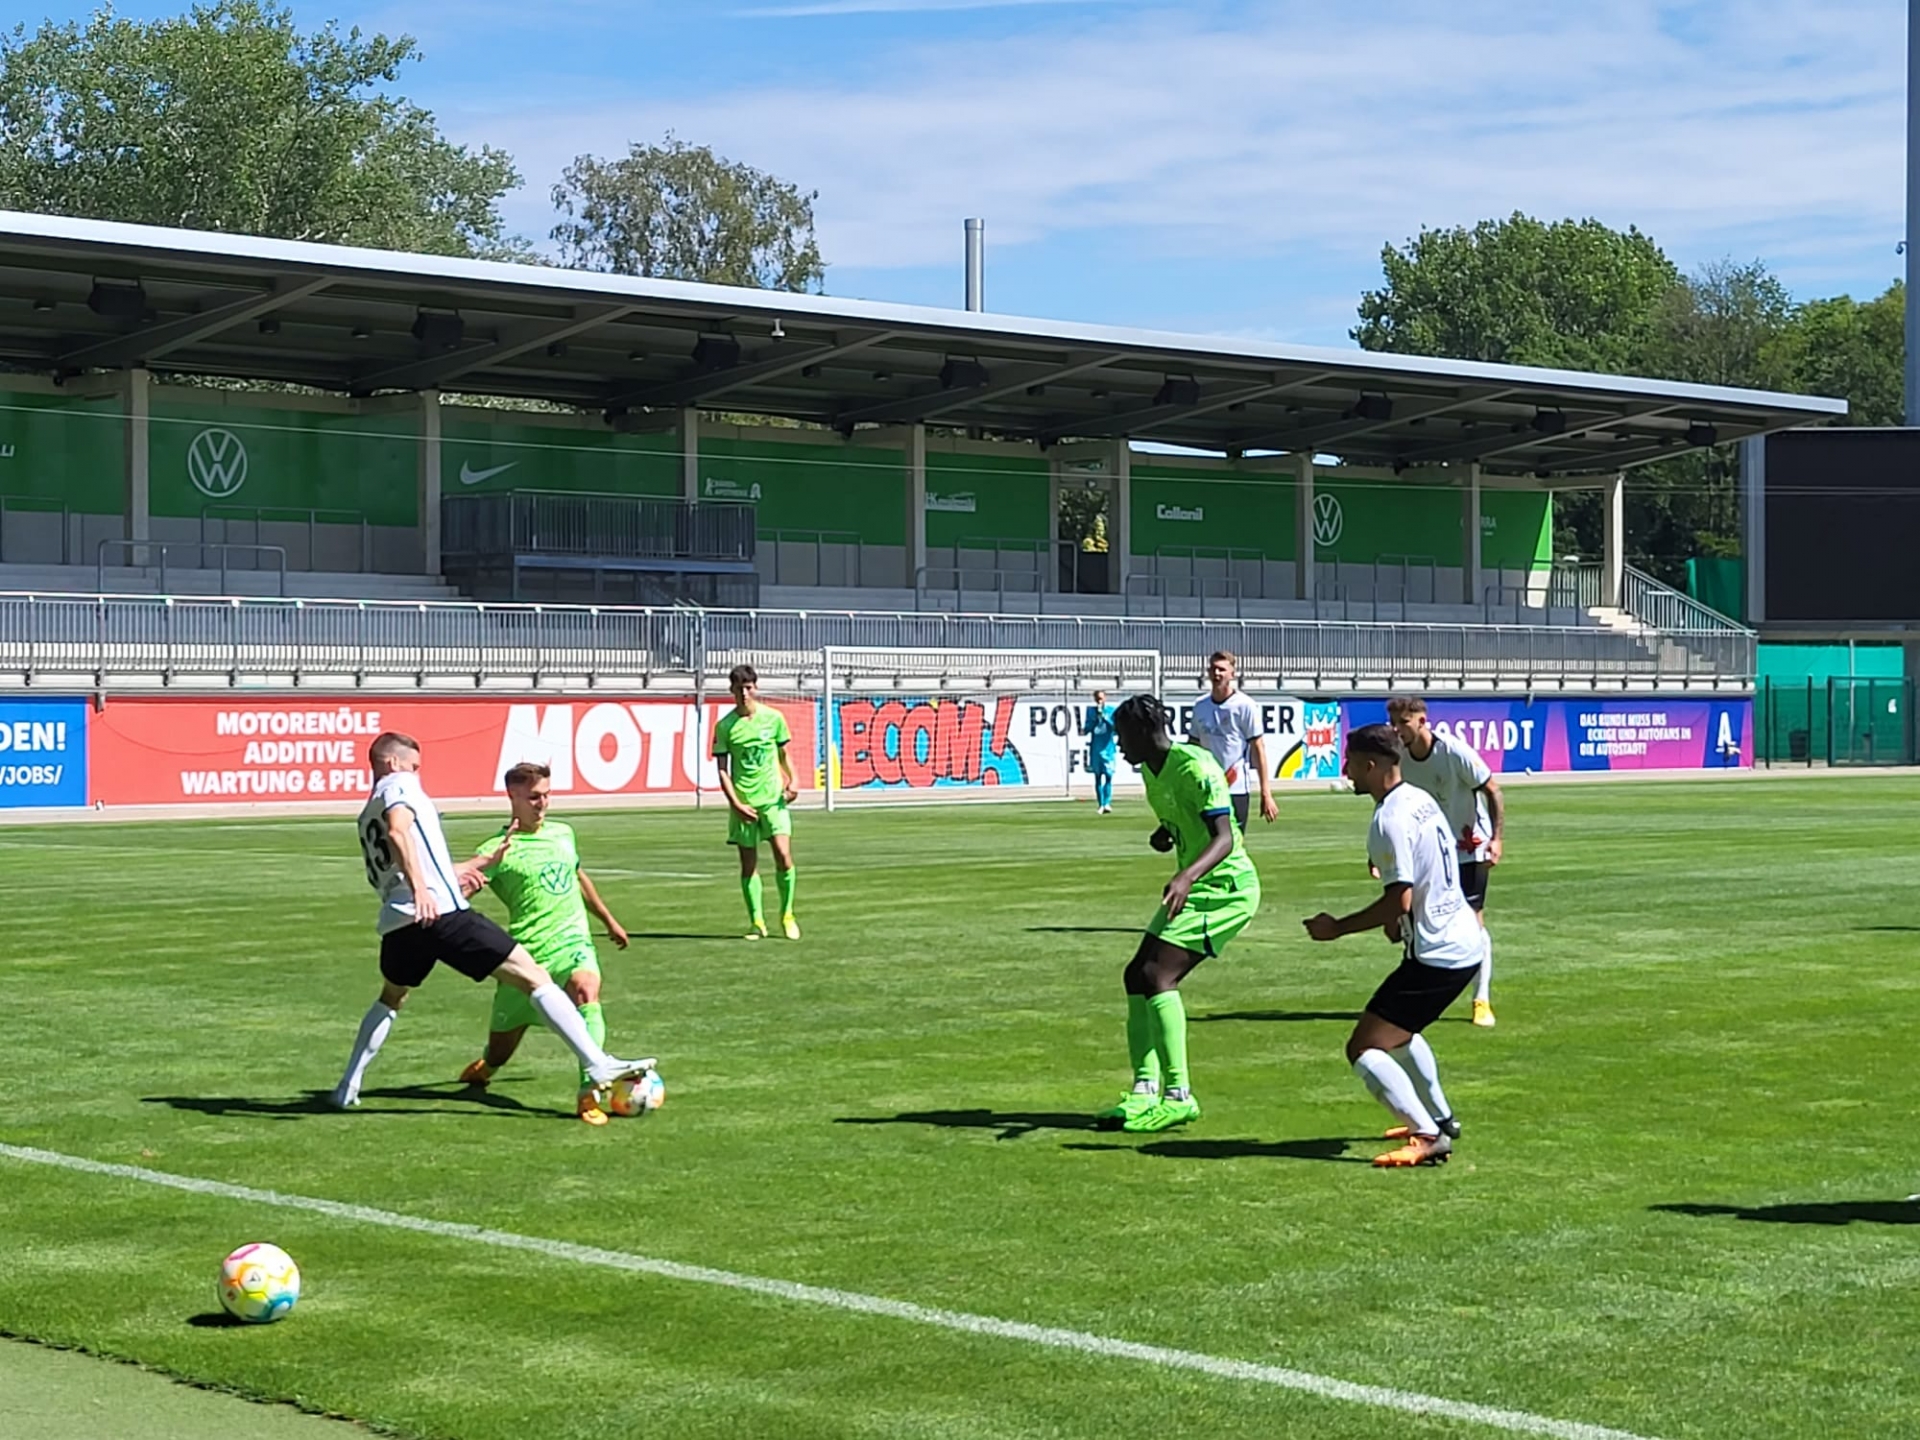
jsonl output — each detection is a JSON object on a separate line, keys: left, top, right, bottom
{"left": 1530, "top": 408, "right": 1568, "bottom": 435}
{"left": 1154, "top": 376, "right": 1201, "bottom": 407}
{"left": 87, "top": 280, "right": 147, "bottom": 320}
{"left": 770, "top": 318, "right": 786, "bottom": 340}
{"left": 1353, "top": 393, "right": 1393, "bottom": 422}
{"left": 692, "top": 334, "right": 741, "bottom": 371}
{"left": 30, "top": 297, "right": 55, "bottom": 312}
{"left": 939, "top": 357, "right": 990, "bottom": 390}
{"left": 1687, "top": 421, "right": 1718, "bottom": 448}
{"left": 410, "top": 310, "right": 464, "bottom": 350}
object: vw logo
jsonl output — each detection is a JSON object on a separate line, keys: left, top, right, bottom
{"left": 186, "top": 428, "right": 249, "bottom": 498}
{"left": 1311, "top": 492, "right": 1344, "bottom": 547}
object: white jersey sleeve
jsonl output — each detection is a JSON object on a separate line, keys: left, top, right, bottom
{"left": 357, "top": 772, "right": 467, "bottom": 935}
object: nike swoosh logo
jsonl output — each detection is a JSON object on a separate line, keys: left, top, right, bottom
{"left": 458, "top": 461, "right": 517, "bottom": 486}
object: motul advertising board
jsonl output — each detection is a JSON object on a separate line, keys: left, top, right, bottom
{"left": 88, "top": 697, "right": 819, "bottom": 805}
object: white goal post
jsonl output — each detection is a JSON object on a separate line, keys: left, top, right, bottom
{"left": 819, "top": 646, "right": 1163, "bottom": 811}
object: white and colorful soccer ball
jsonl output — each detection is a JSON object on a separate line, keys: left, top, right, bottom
{"left": 607, "top": 1069, "right": 665, "bottom": 1117}
{"left": 218, "top": 1243, "right": 301, "bottom": 1323}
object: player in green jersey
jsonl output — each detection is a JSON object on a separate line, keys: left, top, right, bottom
{"left": 456, "top": 761, "right": 639, "bottom": 1125}
{"left": 1096, "top": 693, "right": 1261, "bottom": 1134}
{"left": 712, "top": 663, "right": 800, "bottom": 941}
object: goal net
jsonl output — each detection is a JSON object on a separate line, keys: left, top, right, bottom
{"left": 818, "top": 647, "right": 1162, "bottom": 809}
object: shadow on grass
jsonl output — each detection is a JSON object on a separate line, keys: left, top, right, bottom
{"left": 835, "top": 1108, "right": 1101, "bottom": 1139}
{"left": 1064, "top": 1136, "right": 1370, "bottom": 1165}
{"left": 1854, "top": 925, "right": 1920, "bottom": 933}
{"left": 186, "top": 1312, "right": 247, "bottom": 1328}
{"left": 1653, "top": 1200, "right": 1920, "bottom": 1227}
{"left": 1192, "top": 1009, "right": 1363, "bottom": 1024}
{"left": 142, "top": 1084, "right": 561, "bottom": 1121}
{"left": 1025, "top": 926, "right": 1143, "bottom": 936}
{"left": 627, "top": 931, "right": 745, "bottom": 941}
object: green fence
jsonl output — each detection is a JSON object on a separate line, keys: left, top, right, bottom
{"left": 1758, "top": 677, "right": 1916, "bottom": 767}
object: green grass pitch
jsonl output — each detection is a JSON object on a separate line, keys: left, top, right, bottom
{"left": 2, "top": 778, "right": 1917, "bottom": 1440}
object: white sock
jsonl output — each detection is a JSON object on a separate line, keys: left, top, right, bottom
{"left": 1354, "top": 1049, "right": 1436, "bottom": 1136}
{"left": 1393, "top": 1034, "right": 1452, "bottom": 1122}
{"left": 1475, "top": 928, "right": 1493, "bottom": 1004}
{"left": 529, "top": 983, "right": 614, "bottom": 1072}
{"left": 337, "top": 1002, "right": 396, "bottom": 1102}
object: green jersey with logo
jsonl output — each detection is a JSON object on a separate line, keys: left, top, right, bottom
{"left": 712, "top": 705, "right": 792, "bottom": 810}
{"left": 475, "top": 819, "right": 592, "bottom": 959}
{"left": 1143, "top": 744, "right": 1259, "bottom": 893}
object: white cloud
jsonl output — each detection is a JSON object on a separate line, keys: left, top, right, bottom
{"left": 476, "top": 0, "right": 1905, "bottom": 292}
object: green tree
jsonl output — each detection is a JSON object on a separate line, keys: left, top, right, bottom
{"left": 551, "top": 136, "right": 826, "bottom": 291}
{"left": 0, "top": 1, "right": 521, "bottom": 257}
{"left": 1354, "top": 213, "right": 1678, "bottom": 372}
{"left": 1773, "top": 282, "right": 1905, "bottom": 426}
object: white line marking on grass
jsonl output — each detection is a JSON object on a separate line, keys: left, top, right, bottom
{"left": 0, "top": 1143, "right": 1659, "bottom": 1440}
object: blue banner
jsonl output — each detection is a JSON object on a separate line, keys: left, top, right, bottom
{"left": 0, "top": 699, "right": 89, "bottom": 808}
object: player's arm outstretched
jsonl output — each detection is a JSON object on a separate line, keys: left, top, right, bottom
{"left": 578, "top": 869, "right": 630, "bottom": 950}
{"left": 458, "top": 823, "right": 516, "bottom": 897}
{"left": 1304, "top": 881, "right": 1410, "bottom": 942}
{"left": 1161, "top": 810, "right": 1238, "bottom": 918}
{"left": 384, "top": 804, "right": 442, "bottom": 925}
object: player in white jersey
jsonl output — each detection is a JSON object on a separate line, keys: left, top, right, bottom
{"left": 1303, "top": 724, "right": 1483, "bottom": 1168}
{"left": 1186, "top": 651, "right": 1277, "bottom": 830}
{"left": 1387, "top": 696, "right": 1505, "bottom": 1028}
{"left": 332, "top": 730, "right": 655, "bottom": 1111}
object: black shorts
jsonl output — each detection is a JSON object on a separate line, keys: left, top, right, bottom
{"left": 1459, "top": 860, "right": 1490, "bottom": 912}
{"left": 1365, "top": 956, "right": 1478, "bottom": 1034}
{"left": 379, "top": 908, "right": 516, "bottom": 988}
{"left": 1231, "top": 793, "right": 1251, "bottom": 830}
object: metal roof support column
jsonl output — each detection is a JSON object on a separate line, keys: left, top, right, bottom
{"left": 416, "top": 389, "right": 442, "bottom": 577}
{"left": 1462, "top": 463, "right": 1483, "bottom": 607}
{"left": 904, "top": 423, "right": 927, "bottom": 590}
{"left": 680, "top": 408, "right": 700, "bottom": 501}
{"left": 1112, "top": 438, "right": 1131, "bottom": 596}
{"left": 1293, "top": 452, "right": 1314, "bottom": 601}
{"left": 1602, "top": 471, "right": 1625, "bottom": 610}
{"left": 123, "top": 366, "right": 150, "bottom": 546}
{"left": 1739, "top": 435, "right": 1766, "bottom": 626}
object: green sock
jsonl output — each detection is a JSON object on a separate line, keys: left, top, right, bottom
{"left": 1148, "top": 991, "right": 1190, "bottom": 1094}
{"left": 1126, "top": 994, "right": 1161, "bottom": 1089}
{"left": 576, "top": 1002, "right": 605, "bottom": 1091}
{"left": 776, "top": 866, "right": 797, "bottom": 918}
{"left": 741, "top": 872, "right": 765, "bottom": 927}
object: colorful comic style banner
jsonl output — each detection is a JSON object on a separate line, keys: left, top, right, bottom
{"left": 824, "top": 693, "right": 1340, "bottom": 792}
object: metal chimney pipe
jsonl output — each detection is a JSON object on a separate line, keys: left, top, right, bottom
{"left": 1908, "top": 0, "right": 1918, "bottom": 421}
{"left": 964, "top": 218, "right": 985, "bottom": 312}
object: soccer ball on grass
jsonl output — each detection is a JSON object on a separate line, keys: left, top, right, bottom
{"left": 218, "top": 1242, "right": 300, "bottom": 1323}
{"left": 607, "top": 1069, "right": 666, "bottom": 1117}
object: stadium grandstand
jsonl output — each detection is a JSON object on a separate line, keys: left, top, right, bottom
{"left": 0, "top": 209, "right": 1844, "bottom": 711}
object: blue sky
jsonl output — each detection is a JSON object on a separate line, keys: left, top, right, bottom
{"left": 24, "top": 0, "right": 1912, "bottom": 345}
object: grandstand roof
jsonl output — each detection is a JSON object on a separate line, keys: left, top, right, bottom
{"left": 0, "top": 209, "right": 1846, "bottom": 475}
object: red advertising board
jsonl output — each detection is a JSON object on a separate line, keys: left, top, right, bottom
{"left": 88, "top": 697, "right": 819, "bottom": 805}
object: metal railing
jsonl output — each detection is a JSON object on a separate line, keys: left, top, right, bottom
{"left": 1621, "top": 564, "right": 1748, "bottom": 635}
{"left": 0, "top": 496, "right": 76, "bottom": 566}
{"left": 914, "top": 565, "right": 1045, "bottom": 614}
{"left": 1150, "top": 545, "right": 1271, "bottom": 600}
{"left": 0, "top": 592, "right": 1756, "bottom": 690}
{"left": 95, "top": 540, "right": 289, "bottom": 598}
{"left": 759, "top": 528, "right": 864, "bottom": 588}
{"left": 1124, "top": 572, "right": 1244, "bottom": 618}
{"left": 200, "top": 504, "right": 373, "bottom": 573}
{"left": 443, "top": 491, "right": 756, "bottom": 564}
